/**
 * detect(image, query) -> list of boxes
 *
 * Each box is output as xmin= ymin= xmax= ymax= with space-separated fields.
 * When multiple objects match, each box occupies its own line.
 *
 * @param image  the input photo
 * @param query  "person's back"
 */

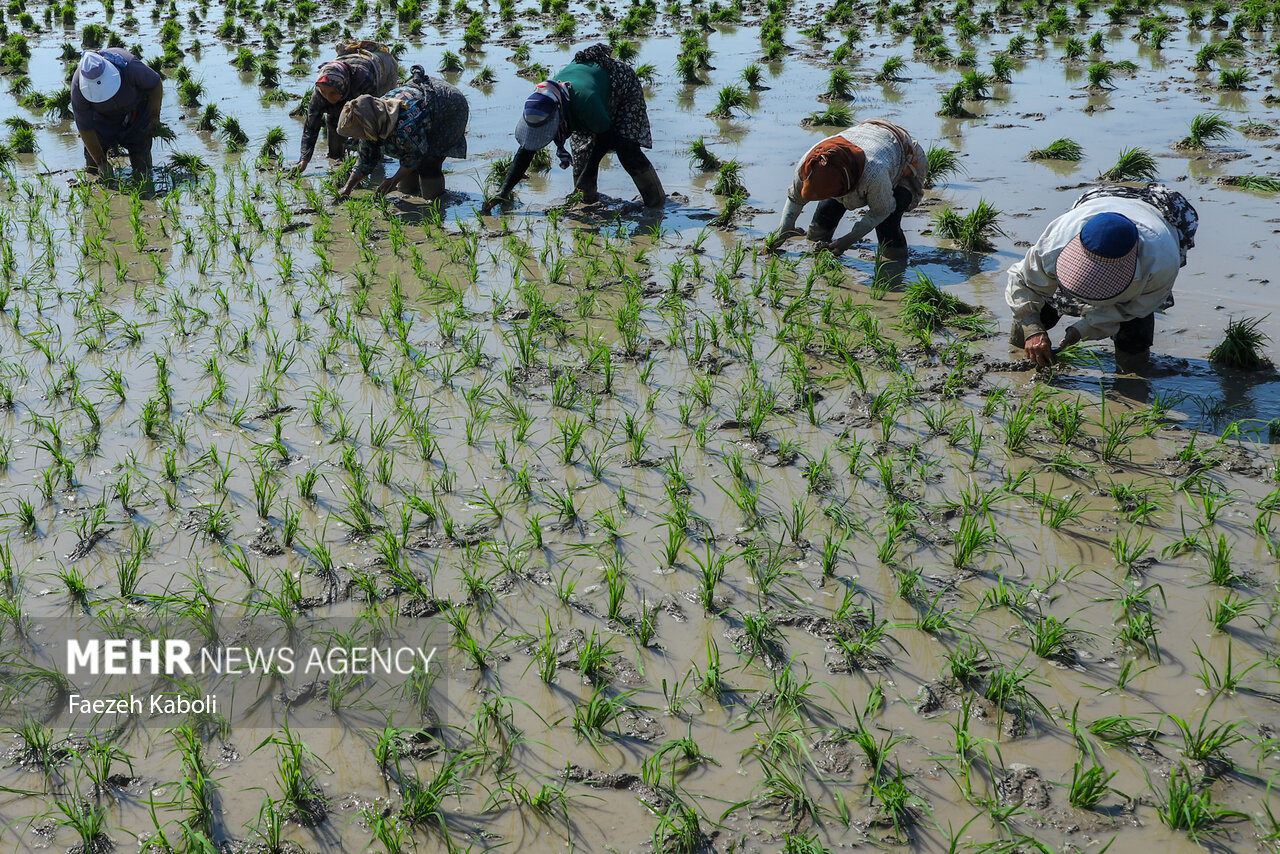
xmin=71 ymin=49 xmax=158 ymax=130
xmin=554 ymin=62 xmax=611 ymax=135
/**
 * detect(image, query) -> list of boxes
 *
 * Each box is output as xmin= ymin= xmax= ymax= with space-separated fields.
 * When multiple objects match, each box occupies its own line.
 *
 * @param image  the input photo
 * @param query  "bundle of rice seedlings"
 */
xmin=1178 ymin=113 xmax=1234 ymax=148
xmin=1028 ymin=138 xmax=1084 ymax=160
xmin=712 ymin=160 xmax=744 ymax=196
xmin=804 ymin=104 xmax=854 ymax=127
xmin=708 ymin=85 xmax=749 ymax=118
xmin=923 ymin=146 xmax=962 ymax=187
xmin=899 ymin=271 xmax=977 ymax=331
xmin=875 ymin=56 xmax=907 ymax=82
xmin=1098 ymin=147 xmax=1157 ymax=181
xmin=1219 ymin=175 xmax=1280 ymax=192
xmin=937 ymin=83 xmax=973 ymax=118
xmin=1209 ymin=316 xmax=1273 ymax=370
xmin=931 ymin=199 xmax=1005 ymax=251
xmin=687 ymin=138 xmax=721 ymax=171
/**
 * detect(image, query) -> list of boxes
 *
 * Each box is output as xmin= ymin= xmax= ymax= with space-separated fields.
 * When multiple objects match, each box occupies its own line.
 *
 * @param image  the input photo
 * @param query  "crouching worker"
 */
xmin=71 ymin=49 xmax=163 ymax=180
xmin=335 ymin=76 xmax=469 ymax=203
xmin=482 ymin=43 xmax=664 ymax=212
xmin=1006 ymin=184 xmax=1198 ymax=372
xmin=292 ymin=40 xmax=401 ymax=174
xmin=773 ymin=118 xmax=928 ymax=256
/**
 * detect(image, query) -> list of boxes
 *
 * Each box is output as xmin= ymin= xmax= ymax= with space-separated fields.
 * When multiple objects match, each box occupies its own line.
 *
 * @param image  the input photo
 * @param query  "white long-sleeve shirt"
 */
xmin=1005 ymin=197 xmax=1182 ymax=342
xmin=777 ymin=124 xmax=923 ymax=241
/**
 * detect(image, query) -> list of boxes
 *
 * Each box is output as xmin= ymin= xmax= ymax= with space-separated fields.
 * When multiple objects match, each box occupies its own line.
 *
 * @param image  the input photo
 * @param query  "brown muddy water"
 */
xmin=1 ymin=0 xmax=1279 ymax=852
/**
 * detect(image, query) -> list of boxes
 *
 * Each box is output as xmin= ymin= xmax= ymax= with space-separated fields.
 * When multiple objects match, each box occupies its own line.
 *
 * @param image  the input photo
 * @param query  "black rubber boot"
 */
xmin=418 ymin=174 xmax=446 ymax=203
xmin=631 ymin=166 xmax=666 ymax=208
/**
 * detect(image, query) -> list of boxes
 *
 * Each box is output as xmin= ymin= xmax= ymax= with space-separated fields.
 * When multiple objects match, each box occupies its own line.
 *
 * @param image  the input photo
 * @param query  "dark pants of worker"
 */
xmin=809 ymin=186 xmax=912 ymax=249
xmin=84 ymin=121 xmax=154 ymax=177
xmin=325 ymin=108 xmax=348 ymax=159
xmin=571 ymin=130 xmax=653 ymax=199
xmin=1016 ymin=304 xmax=1155 ymax=353
xmin=397 ymin=156 xmax=446 ymax=196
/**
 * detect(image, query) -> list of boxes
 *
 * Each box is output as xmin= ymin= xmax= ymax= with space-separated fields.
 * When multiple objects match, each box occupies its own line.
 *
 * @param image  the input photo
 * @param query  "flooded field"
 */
xmin=1 ymin=0 xmax=1279 ymax=851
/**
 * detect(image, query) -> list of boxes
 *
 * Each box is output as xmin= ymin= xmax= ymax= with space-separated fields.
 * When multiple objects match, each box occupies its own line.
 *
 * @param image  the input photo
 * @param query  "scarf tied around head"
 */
xmin=338 ymin=95 xmax=402 ymax=141
xmin=798 ymin=137 xmax=866 ymax=202
xmin=316 ymin=61 xmax=350 ymax=94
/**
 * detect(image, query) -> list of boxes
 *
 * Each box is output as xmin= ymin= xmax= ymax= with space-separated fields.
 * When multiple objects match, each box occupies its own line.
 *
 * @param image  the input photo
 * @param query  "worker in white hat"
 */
xmin=71 ymin=49 xmax=164 ymax=180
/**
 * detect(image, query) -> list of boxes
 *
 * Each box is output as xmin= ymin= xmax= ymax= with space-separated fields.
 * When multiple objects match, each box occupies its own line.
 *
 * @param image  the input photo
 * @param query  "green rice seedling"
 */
xmin=1111 ymin=528 xmax=1153 ymax=573
xmin=1067 ymin=759 xmax=1117 ymax=809
xmin=708 ymin=85 xmax=749 ymax=118
xmin=1168 ymin=702 xmax=1243 ymax=762
xmin=1023 ymin=614 xmax=1088 ymax=661
xmin=676 ymin=53 xmax=704 ymax=85
xmin=1203 ymin=533 xmax=1238 ymax=586
xmin=1192 ymin=639 xmax=1258 ymax=694
xmin=1207 ymin=593 xmax=1261 ymax=632
xmin=1099 ymin=146 xmax=1158 ymax=181
xmin=952 ymin=513 xmax=997 ymax=568
xmin=937 ymin=83 xmax=971 ymax=118
xmin=960 ymin=69 xmax=991 ymax=99
xmin=1193 ymin=39 xmax=1246 ymax=71
xmin=572 ymin=686 xmax=633 ymax=745
xmin=876 ymin=56 xmax=908 ymax=83
xmin=991 ymin=53 xmax=1015 ymax=83
xmin=1180 ymin=113 xmax=1234 ymax=148
xmin=400 ymin=751 xmax=466 ymax=830
xmin=923 ymin=146 xmax=961 ymax=188
xmin=1208 ymin=316 xmax=1272 ymax=370
xmin=55 ymin=798 xmax=110 ymax=853
xmin=824 ymin=67 xmax=856 ymax=100
xmin=1062 ymin=36 xmax=1086 ymax=60
xmin=931 ymin=199 xmax=1005 ymax=251
xmin=687 ymin=137 xmax=721 ymax=171
xmin=712 ymin=159 xmax=744 ymax=195
xmin=1158 ymin=764 xmax=1245 ymax=836
xmin=1086 ymin=61 xmax=1116 ymax=89
xmin=741 ymin=63 xmax=767 ymax=90
xmin=1028 ymin=138 xmax=1084 ymax=160
xmin=438 ymin=51 xmax=464 ymax=73
xmin=806 ymin=104 xmax=854 ymax=126
xmin=898 ymin=271 xmax=974 ymax=331
xmin=1222 ymin=175 xmax=1280 ymax=192
xmin=1218 ymin=67 xmax=1249 ymax=89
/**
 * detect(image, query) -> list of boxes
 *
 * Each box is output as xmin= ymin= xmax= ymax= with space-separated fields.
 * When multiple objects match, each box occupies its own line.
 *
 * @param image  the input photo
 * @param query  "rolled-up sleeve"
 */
xmin=1005 ymin=240 xmax=1062 ymax=339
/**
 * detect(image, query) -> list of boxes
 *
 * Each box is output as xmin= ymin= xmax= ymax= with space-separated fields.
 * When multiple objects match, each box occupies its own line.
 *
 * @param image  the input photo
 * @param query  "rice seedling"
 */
xmin=712 ymin=160 xmax=745 ymax=196
xmin=1208 ymin=316 xmax=1272 ymax=370
xmin=1086 ymin=61 xmax=1117 ymax=89
xmin=824 ymin=67 xmax=856 ymax=100
xmin=708 ymin=85 xmax=749 ymax=118
xmin=1218 ymin=67 xmax=1249 ymax=89
xmin=1158 ymin=765 xmax=1245 ymax=836
xmin=931 ymin=199 xmax=1006 ymax=251
xmin=1028 ymin=138 xmax=1084 ymax=161
xmin=805 ymin=104 xmax=854 ymax=127
xmin=876 ymin=56 xmax=908 ymax=82
xmin=687 ymin=137 xmax=721 ymax=171
xmin=1180 ymin=113 xmax=1235 ymax=149
xmin=1193 ymin=39 xmax=1246 ymax=71
xmin=937 ymin=83 xmax=972 ymax=118
xmin=1098 ymin=147 xmax=1158 ymax=181
xmin=1221 ymin=175 xmax=1280 ymax=192
xmin=1067 ymin=759 xmax=1117 ymax=809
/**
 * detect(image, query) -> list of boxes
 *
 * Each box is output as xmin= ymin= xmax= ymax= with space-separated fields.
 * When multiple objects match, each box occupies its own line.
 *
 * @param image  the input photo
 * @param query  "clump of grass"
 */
xmin=899 ymin=272 xmax=976 ymax=331
xmin=924 ymin=146 xmax=961 ymax=187
xmin=804 ymin=104 xmax=854 ymax=127
xmin=1099 ymin=146 xmax=1157 ymax=181
xmin=1208 ymin=316 xmax=1273 ymax=371
xmin=438 ymin=51 xmax=464 ymax=72
xmin=712 ymin=159 xmax=745 ymax=195
xmin=220 ymin=115 xmax=249 ymax=151
xmin=687 ymin=137 xmax=721 ymax=171
xmin=991 ymin=53 xmax=1014 ymax=83
xmin=168 ymin=152 xmax=208 ymax=174
xmin=875 ymin=55 xmax=908 ymax=82
xmin=1192 ymin=39 xmax=1245 ymax=71
xmin=931 ymin=199 xmax=1005 ymax=251
xmin=1087 ymin=61 xmax=1116 ymax=89
xmin=741 ymin=63 xmax=767 ymax=90
xmin=1218 ymin=67 xmax=1249 ymax=90
xmin=1028 ymin=138 xmax=1084 ymax=161
xmin=1179 ymin=113 xmax=1234 ymax=148
xmin=937 ymin=83 xmax=973 ymax=118
xmin=1220 ymin=174 xmax=1280 ymax=193
xmin=708 ymin=85 xmax=749 ymax=118
xmin=824 ymin=67 xmax=856 ymax=99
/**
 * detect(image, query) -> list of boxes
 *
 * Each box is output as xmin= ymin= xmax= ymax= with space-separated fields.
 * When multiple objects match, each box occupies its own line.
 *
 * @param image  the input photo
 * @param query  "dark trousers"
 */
xmin=1031 ymin=304 xmax=1155 ymax=353
xmin=810 ymin=185 xmax=912 ymax=249
xmin=572 ymin=130 xmax=654 ymax=195
xmin=325 ymin=107 xmax=347 ymax=159
xmin=398 ymin=156 xmax=446 ymax=195
xmin=84 ymin=119 xmax=154 ymax=176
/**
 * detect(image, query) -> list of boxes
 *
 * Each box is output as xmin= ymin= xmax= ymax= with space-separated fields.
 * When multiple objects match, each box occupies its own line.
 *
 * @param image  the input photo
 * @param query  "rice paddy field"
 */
xmin=1 ymin=0 xmax=1280 ymax=851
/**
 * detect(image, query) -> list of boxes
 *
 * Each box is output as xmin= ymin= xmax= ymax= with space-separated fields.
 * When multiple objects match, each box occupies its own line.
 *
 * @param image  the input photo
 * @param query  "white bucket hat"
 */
xmin=78 ymin=52 xmax=122 ymax=104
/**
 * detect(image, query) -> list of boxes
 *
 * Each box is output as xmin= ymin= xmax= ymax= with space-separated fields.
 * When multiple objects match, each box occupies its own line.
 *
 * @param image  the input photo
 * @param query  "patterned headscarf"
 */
xmin=337 ymin=95 xmax=401 ymax=141
xmin=316 ymin=61 xmax=350 ymax=95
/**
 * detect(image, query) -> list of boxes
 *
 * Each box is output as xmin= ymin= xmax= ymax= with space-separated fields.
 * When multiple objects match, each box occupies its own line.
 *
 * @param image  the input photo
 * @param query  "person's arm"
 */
xmin=378 ymin=163 xmax=411 ymax=195
xmin=145 ymin=84 xmax=163 ymax=132
xmin=294 ymin=90 xmax=328 ymax=171
xmin=827 ymin=172 xmax=894 ymax=253
xmin=481 ymin=146 xmax=536 ymax=212
xmin=337 ymin=140 xmax=378 ymax=198
xmin=775 ymin=169 xmax=808 ymax=237
xmin=78 ymin=128 xmax=113 ymax=178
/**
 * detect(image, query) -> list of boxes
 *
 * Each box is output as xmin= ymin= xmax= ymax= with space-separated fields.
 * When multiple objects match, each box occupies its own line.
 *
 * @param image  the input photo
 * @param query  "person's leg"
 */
xmin=807 ymin=199 xmax=847 ymax=243
xmin=615 ymin=138 xmax=665 ymax=207
xmin=326 ymin=106 xmax=346 ymax=159
xmin=1009 ymin=305 xmax=1061 ymax=347
xmin=874 ymin=186 xmax=913 ymax=251
xmin=83 ymin=146 xmax=100 ymax=174
xmin=416 ymin=156 xmax=446 ymax=202
xmin=1112 ymin=312 xmax=1154 ymax=371
xmin=572 ymin=135 xmax=608 ymax=203
xmin=126 ymin=135 xmax=153 ymax=179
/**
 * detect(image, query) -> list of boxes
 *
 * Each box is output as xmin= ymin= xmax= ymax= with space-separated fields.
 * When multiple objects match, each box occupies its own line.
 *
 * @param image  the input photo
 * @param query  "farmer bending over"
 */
xmin=774 ymin=118 xmax=928 ymax=256
xmin=293 ymin=40 xmax=402 ymax=174
xmin=482 ymin=43 xmax=665 ymax=212
xmin=1006 ymin=184 xmax=1198 ymax=372
xmin=335 ymin=75 xmax=469 ymax=202
xmin=71 ymin=49 xmax=163 ymax=180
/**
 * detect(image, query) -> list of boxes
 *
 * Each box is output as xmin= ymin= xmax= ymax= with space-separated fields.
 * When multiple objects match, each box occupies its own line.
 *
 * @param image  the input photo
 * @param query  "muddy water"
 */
xmin=1 ymin=1 xmax=1279 ymax=853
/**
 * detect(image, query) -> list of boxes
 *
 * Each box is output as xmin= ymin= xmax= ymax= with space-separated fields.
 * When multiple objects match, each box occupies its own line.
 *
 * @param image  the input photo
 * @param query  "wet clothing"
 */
xmin=70 ymin=49 xmax=160 ymax=144
xmin=350 ymin=78 xmax=469 ymax=180
xmin=810 ymin=186 xmax=914 ymax=250
xmin=779 ymin=119 xmax=928 ymax=243
xmin=299 ymin=42 xmax=399 ymax=161
xmin=494 ymin=43 xmax=653 ymax=201
xmin=1006 ymin=188 xmax=1195 ymax=344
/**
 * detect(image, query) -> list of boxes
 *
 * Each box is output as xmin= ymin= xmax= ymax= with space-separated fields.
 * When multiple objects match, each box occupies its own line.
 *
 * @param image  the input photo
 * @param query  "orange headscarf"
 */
xmin=799 ymin=137 xmax=866 ymax=202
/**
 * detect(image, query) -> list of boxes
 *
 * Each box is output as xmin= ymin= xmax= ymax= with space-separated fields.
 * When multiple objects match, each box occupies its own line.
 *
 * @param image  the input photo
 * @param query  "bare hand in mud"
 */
xmin=376 ymin=177 xmax=397 ymax=196
xmin=1024 ymin=332 xmax=1054 ymax=367
xmin=817 ymin=234 xmax=857 ymax=256
xmin=288 ymin=159 xmax=309 ymax=176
